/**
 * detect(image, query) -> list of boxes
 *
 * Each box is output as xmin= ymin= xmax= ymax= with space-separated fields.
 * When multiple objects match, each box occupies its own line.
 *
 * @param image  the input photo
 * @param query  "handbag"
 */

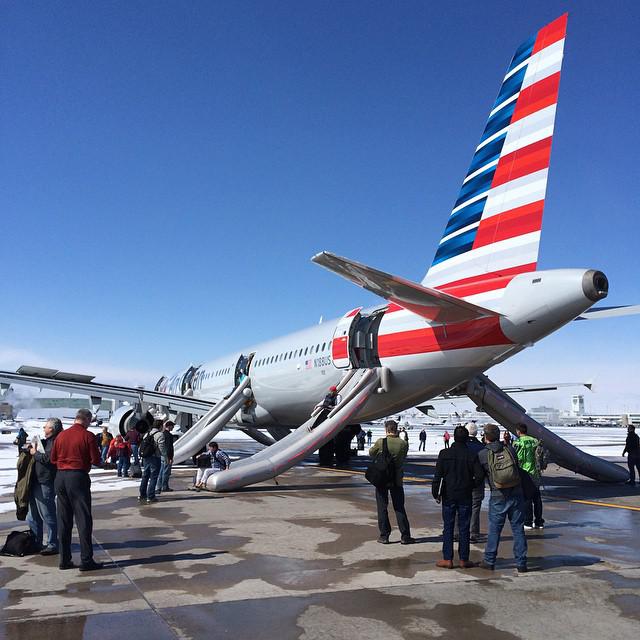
xmin=365 ymin=439 xmax=396 ymax=489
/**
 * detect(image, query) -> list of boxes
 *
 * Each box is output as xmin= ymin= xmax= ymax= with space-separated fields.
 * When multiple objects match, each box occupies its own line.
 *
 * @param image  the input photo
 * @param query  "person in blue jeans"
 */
xmin=156 ymin=421 xmax=175 ymax=494
xmin=432 ymin=425 xmax=485 ymax=569
xmin=138 ymin=420 xmax=166 ymax=504
xmin=27 ymin=417 xmax=64 ymax=555
xmin=477 ymin=423 xmax=528 ymax=573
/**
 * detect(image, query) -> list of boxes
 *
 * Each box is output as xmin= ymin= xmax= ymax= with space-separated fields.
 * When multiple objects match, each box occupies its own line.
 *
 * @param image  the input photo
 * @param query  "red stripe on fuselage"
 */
xmin=511 ymin=72 xmax=560 ymax=123
xmin=491 ymin=138 xmax=552 ymax=189
xmin=473 ymin=200 xmax=544 ymax=249
xmin=378 ymin=317 xmax=512 ymax=358
xmin=435 ymin=263 xmax=536 ymax=298
xmin=532 ymin=14 xmax=567 ymax=55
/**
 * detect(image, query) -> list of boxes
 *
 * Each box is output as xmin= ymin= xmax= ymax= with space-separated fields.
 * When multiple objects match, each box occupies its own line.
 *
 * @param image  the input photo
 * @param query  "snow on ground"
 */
xmin=0 ymin=419 xmax=628 ymax=515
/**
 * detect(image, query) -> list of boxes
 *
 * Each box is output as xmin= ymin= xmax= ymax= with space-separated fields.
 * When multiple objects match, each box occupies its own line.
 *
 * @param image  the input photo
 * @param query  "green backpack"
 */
xmin=488 ymin=447 xmax=521 ymax=489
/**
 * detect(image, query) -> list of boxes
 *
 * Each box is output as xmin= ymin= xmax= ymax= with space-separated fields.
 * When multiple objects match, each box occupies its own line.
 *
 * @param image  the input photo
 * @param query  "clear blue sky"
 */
xmin=2 ymin=1 xmax=638 ymax=411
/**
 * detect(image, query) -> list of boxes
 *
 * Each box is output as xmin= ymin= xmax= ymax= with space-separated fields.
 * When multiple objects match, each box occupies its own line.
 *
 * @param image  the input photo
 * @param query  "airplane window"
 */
xmin=316 ymin=344 xmax=320 ymax=353
xmin=304 ymin=347 xmax=308 ymax=355
xmin=322 ymin=342 xmax=326 ymax=351
xmin=289 ymin=351 xmax=293 ymax=359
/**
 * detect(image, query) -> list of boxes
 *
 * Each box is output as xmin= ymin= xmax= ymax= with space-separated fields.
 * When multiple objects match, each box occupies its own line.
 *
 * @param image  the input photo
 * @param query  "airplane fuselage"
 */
xmin=158 ymin=268 xmax=607 ymax=428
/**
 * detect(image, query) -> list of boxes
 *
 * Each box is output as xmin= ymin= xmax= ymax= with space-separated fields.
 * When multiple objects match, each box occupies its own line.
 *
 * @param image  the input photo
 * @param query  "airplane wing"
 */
xmin=312 ymin=251 xmax=502 ymax=323
xmin=574 ymin=305 xmax=640 ymax=320
xmin=0 ymin=366 xmax=215 ymax=415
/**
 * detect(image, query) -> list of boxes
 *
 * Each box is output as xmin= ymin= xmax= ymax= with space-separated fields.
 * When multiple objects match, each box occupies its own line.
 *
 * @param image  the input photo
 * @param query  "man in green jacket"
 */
xmin=514 ymin=424 xmax=544 ymax=530
xmin=369 ymin=420 xmax=414 ymax=545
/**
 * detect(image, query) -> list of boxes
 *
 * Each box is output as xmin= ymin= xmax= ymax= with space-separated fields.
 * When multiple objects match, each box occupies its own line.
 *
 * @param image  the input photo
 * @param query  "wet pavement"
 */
xmin=1 ymin=452 xmax=639 ymax=639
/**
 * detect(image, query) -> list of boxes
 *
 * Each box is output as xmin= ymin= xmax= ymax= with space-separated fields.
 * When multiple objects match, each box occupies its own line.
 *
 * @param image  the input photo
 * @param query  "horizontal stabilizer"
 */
xmin=575 ymin=305 xmax=640 ymax=321
xmin=437 ymin=380 xmax=592 ymax=399
xmin=312 ymin=251 xmax=502 ymax=323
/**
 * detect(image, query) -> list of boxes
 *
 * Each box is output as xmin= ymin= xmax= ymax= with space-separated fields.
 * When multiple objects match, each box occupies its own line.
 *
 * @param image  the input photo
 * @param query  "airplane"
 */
xmin=1 ymin=14 xmax=636 ymax=489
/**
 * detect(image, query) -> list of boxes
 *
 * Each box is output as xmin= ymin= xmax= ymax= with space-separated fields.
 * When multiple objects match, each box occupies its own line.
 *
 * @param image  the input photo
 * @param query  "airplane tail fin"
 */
xmin=422 ymin=14 xmax=567 ymax=310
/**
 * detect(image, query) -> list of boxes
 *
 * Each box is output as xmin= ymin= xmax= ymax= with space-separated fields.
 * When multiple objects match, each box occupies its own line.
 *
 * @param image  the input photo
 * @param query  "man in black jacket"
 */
xmin=156 ymin=421 xmax=176 ymax=494
xmin=622 ymin=425 xmax=640 ymax=486
xmin=27 ymin=418 xmax=63 ymax=555
xmin=432 ymin=426 xmax=484 ymax=569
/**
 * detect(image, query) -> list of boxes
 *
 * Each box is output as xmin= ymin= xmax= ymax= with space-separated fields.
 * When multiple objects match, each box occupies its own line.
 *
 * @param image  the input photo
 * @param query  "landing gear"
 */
xmin=318 ymin=424 xmax=361 ymax=466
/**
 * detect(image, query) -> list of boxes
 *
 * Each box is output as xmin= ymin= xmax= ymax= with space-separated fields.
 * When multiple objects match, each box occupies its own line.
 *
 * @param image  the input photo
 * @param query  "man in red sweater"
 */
xmin=50 ymin=408 xmax=103 ymax=571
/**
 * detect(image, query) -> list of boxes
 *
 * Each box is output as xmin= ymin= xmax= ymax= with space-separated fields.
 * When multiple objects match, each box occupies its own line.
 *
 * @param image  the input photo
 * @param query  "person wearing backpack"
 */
xmin=432 ymin=426 xmax=485 ymax=569
xmin=477 ymin=423 xmax=528 ymax=573
xmin=514 ymin=423 xmax=544 ymax=530
xmin=138 ymin=420 xmax=166 ymax=504
xmin=368 ymin=420 xmax=414 ymax=545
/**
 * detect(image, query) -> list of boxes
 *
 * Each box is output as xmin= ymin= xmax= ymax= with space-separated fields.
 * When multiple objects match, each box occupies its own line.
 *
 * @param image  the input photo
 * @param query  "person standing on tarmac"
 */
xmin=443 ymin=430 xmax=451 ymax=448
xmin=432 ymin=426 xmax=484 ymax=569
xmin=138 ymin=419 xmax=166 ymax=504
xmin=125 ymin=424 xmax=141 ymax=466
xmin=50 ymin=409 xmax=103 ymax=571
xmin=369 ymin=420 xmax=414 ymax=545
xmin=514 ymin=424 xmax=544 ymax=530
xmin=156 ymin=421 xmax=176 ymax=494
xmin=477 ymin=423 xmax=528 ymax=573
xmin=418 ymin=429 xmax=427 ymax=452
xmin=27 ymin=417 xmax=63 ymax=555
xmin=622 ymin=424 xmax=640 ymax=486
xmin=465 ymin=423 xmax=486 ymax=542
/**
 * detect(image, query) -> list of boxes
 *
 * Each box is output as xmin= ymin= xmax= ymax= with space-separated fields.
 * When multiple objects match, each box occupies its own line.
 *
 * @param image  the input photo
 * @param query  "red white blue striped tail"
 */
xmin=422 ymin=14 xmax=567 ymax=310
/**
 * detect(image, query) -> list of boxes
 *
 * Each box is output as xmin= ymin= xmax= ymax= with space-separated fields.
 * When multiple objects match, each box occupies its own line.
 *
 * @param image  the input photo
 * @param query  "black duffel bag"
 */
xmin=365 ymin=438 xmax=396 ymax=489
xmin=1 ymin=530 xmax=39 ymax=557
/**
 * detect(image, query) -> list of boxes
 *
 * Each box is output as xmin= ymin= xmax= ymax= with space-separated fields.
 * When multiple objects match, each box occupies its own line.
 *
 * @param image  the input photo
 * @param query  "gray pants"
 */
xmin=470 ymin=486 xmax=485 ymax=537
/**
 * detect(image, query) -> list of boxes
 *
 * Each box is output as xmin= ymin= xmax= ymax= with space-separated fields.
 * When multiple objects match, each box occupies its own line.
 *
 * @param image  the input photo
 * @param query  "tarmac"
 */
xmin=1 ymin=450 xmax=639 ymax=640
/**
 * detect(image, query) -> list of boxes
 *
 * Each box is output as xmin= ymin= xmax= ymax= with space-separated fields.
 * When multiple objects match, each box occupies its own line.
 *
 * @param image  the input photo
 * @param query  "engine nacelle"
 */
xmin=109 ymin=405 xmax=136 ymax=437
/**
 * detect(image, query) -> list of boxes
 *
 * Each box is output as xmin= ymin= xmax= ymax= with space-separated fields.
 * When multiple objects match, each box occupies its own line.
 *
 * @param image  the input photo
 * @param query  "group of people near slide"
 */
xmin=12 ymin=400 xmax=639 ymax=574
xmin=369 ymin=419 xmax=551 ymax=573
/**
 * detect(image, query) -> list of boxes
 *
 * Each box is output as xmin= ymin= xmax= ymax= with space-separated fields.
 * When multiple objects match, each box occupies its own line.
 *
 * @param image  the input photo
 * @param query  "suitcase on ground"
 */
xmin=128 ymin=464 xmax=142 ymax=478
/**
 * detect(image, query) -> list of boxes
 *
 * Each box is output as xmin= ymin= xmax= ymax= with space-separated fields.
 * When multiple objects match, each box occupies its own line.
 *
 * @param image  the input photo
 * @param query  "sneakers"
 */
xmin=534 ymin=523 xmax=545 ymax=530
xmin=524 ymin=525 xmax=534 ymax=530
xmin=79 ymin=560 xmax=104 ymax=572
xmin=479 ymin=561 xmax=495 ymax=571
xmin=377 ymin=536 xmax=390 ymax=544
xmin=40 ymin=546 xmax=58 ymax=556
xmin=146 ymin=497 xmax=158 ymax=504
xmin=516 ymin=565 xmax=528 ymax=574
xmin=400 ymin=537 xmax=416 ymax=545
xmin=459 ymin=559 xmax=476 ymax=569
xmin=436 ymin=559 xmax=454 ymax=569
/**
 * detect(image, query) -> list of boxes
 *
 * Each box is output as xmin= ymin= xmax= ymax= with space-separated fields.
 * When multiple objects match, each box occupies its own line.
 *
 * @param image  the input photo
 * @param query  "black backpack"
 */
xmin=140 ymin=432 xmax=157 ymax=459
xmin=365 ymin=438 xmax=396 ymax=489
xmin=1 ymin=530 xmax=38 ymax=557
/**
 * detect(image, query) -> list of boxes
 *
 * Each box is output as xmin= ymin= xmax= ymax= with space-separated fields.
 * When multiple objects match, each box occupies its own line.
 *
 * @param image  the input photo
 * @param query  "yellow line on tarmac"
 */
xmin=322 ymin=466 xmax=431 ymax=484
xmin=569 ymin=499 xmax=640 ymax=513
xmin=323 ymin=467 xmax=640 ymax=512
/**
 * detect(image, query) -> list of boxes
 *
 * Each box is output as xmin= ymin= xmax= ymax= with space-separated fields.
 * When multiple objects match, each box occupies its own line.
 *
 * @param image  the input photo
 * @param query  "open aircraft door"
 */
xmin=331 ymin=307 xmax=362 ymax=368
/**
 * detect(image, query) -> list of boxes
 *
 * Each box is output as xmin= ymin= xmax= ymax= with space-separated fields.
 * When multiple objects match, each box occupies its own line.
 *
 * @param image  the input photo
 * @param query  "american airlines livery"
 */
xmin=2 ymin=15 xmax=636 ymax=489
